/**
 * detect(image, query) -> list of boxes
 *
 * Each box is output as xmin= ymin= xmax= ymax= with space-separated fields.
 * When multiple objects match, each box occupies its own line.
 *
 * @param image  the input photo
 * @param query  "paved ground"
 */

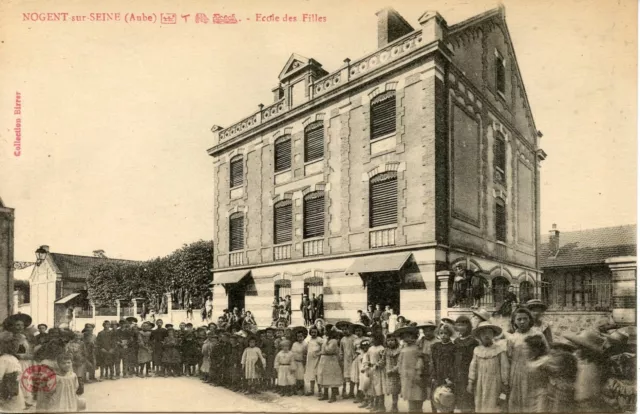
xmin=82 ymin=376 xmax=429 ymax=412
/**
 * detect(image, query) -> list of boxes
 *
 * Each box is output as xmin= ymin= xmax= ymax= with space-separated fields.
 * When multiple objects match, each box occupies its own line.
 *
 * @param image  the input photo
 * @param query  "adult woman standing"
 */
xmin=316 ymin=328 xmax=343 ymax=402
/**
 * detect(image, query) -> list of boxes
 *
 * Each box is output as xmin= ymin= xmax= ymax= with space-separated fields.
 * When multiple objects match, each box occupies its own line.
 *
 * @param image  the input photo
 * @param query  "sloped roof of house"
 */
xmin=48 ymin=253 xmax=138 ymax=281
xmin=539 ymin=224 xmax=637 ymax=268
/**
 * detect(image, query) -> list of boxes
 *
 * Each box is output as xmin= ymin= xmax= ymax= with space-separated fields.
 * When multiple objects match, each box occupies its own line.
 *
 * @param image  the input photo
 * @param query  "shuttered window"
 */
xmin=496 ymin=53 xmax=506 ymax=94
xmin=274 ymin=136 xmax=292 ymax=172
xmin=274 ymin=200 xmax=293 ymax=244
xmin=230 ymin=155 xmax=243 ymax=188
xmin=229 ymin=213 xmax=244 ymax=251
xmin=370 ymin=91 xmax=396 ymax=140
xmin=304 ymin=122 xmax=324 ymax=162
xmin=369 ymin=171 xmax=398 ymax=228
xmin=303 ymin=192 xmax=325 ymax=238
xmin=495 ymin=201 xmax=506 ymax=242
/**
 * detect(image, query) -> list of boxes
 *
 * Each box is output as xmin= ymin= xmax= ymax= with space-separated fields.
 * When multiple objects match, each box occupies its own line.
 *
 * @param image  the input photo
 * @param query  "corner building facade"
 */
xmin=208 ymin=7 xmax=546 ymax=326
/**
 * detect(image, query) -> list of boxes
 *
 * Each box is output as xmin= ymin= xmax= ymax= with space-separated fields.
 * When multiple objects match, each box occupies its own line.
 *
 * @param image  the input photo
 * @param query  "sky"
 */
xmin=0 ymin=0 xmax=637 ymax=262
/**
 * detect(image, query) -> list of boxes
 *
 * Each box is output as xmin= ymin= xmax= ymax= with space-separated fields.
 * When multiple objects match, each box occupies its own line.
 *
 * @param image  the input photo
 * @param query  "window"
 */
xmin=494 ymin=132 xmax=506 ymax=184
xmin=495 ymin=52 xmax=506 ymax=95
xmin=230 ymin=155 xmax=243 ymax=188
xmin=304 ymin=121 xmax=324 ymax=162
xmin=369 ymin=171 xmax=398 ymax=228
xmin=274 ymin=135 xmax=292 ymax=172
xmin=274 ymin=200 xmax=293 ymax=244
xmin=519 ymin=281 xmax=534 ymax=303
xmin=229 ymin=212 xmax=244 ymax=251
xmin=495 ymin=200 xmax=506 ymax=242
xmin=370 ymin=91 xmax=396 ymax=140
xmin=303 ymin=192 xmax=325 ymax=238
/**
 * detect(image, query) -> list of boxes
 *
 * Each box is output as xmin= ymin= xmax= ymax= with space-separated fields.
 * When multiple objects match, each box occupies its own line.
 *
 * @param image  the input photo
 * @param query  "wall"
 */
xmin=213 ymin=58 xmax=445 ymax=271
xmin=0 ymin=205 xmax=14 ymax=321
xmin=30 ymin=259 xmax=59 ymax=328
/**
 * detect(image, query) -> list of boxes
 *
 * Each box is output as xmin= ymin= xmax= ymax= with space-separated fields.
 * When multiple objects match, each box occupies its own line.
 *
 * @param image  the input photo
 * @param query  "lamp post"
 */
xmin=35 ymin=246 xmax=48 ymax=266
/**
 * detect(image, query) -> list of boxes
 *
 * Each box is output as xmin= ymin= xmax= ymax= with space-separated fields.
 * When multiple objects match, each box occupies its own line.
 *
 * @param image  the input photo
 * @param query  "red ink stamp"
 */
xmin=21 ymin=365 xmax=57 ymax=393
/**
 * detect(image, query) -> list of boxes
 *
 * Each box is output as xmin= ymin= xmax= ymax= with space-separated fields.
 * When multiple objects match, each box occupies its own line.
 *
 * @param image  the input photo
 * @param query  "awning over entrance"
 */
xmin=55 ymin=293 xmax=81 ymax=304
xmin=213 ymin=270 xmax=251 ymax=285
xmin=345 ymin=252 xmax=412 ymax=274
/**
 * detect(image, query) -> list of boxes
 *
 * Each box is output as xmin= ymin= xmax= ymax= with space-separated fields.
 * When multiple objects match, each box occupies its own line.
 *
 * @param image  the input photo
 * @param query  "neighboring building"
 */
xmin=208 ymin=6 xmax=545 ymax=325
xmin=539 ymin=224 xmax=637 ymax=332
xmin=0 ymin=198 xmax=15 ymax=321
xmin=28 ymin=246 xmax=136 ymax=328
xmin=13 ymin=264 xmax=34 ymax=317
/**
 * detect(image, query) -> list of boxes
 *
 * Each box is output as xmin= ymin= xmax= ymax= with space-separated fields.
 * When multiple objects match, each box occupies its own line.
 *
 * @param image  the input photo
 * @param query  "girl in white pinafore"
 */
xmin=274 ymin=340 xmax=296 ymax=395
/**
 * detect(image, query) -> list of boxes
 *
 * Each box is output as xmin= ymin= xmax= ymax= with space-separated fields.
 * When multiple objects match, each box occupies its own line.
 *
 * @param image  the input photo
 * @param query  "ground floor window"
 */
xmin=542 ymin=271 xmax=611 ymax=311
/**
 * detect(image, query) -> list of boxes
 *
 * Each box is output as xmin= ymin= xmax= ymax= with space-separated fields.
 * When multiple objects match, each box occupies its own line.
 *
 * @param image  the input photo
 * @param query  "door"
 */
xmin=366 ymin=272 xmax=400 ymax=314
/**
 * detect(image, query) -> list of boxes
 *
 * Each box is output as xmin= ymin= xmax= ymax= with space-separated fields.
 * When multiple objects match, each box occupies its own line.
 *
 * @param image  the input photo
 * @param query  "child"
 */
xmin=384 ymin=334 xmax=401 ymax=413
xmin=507 ymin=307 xmax=548 ymax=413
xmin=366 ymin=333 xmax=386 ymax=412
xmin=304 ymin=326 xmax=323 ymax=396
xmin=350 ymin=323 xmax=367 ymax=402
xmin=36 ymin=352 xmax=84 ymax=412
xmin=316 ymin=328 xmax=343 ymax=403
xmin=452 ymin=316 xmax=478 ymax=412
xmin=541 ymin=343 xmax=578 ymax=412
xmin=525 ymin=335 xmax=550 ymax=412
xmin=261 ymin=328 xmax=277 ymax=390
xmin=200 ymin=330 xmax=215 ymax=382
xmin=431 ymin=324 xmax=455 ymax=409
xmin=208 ymin=334 xmax=222 ymax=385
xmin=274 ymin=339 xmax=296 ymax=396
xmin=241 ymin=336 xmax=266 ymax=394
xmin=526 ymin=299 xmax=553 ymax=345
xmin=467 ymin=321 xmax=509 ymax=413
xmin=181 ymin=331 xmax=200 ymax=377
xmin=96 ymin=321 xmax=115 ymax=380
xmin=137 ymin=322 xmax=153 ymax=377
xmin=81 ymin=325 xmax=96 ymax=383
xmin=229 ymin=335 xmax=243 ymax=391
xmin=0 ymin=332 xmax=24 ymax=412
xmin=339 ymin=322 xmax=356 ymax=399
xmin=396 ymin=326 xmax=424 ymax=413
xmin=357 ymin=339 xmax=372 ymax=409
xmin=162 ymin=328 xmax=182 ymax=377
xmin=65 ymin=332 xmax=87 ymax=395
xmin=564 ymin=329 xmax=608 ymax=413
xmin=291 ymin=327 xmax=308 ymax=396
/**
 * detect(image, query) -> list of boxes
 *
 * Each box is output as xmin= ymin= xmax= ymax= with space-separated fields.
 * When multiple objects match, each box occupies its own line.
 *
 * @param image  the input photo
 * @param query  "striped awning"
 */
xmin=213 ymin=270 xmax=251 ymax=285
xmin=345 ymin=252 xmax=412 ymax=274
xmin=55 ymin=293 xmax=81 ymax=304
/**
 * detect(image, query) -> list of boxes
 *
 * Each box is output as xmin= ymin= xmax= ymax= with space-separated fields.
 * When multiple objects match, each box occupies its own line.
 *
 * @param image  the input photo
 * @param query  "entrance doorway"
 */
xmin=227 ymin=284 xmax=245 ymax=312
xmin=366 ymin=272 xmax=401 ymax=314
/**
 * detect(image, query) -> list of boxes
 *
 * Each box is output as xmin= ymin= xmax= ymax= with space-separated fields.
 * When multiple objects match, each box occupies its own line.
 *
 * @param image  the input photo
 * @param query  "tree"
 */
xmin=87 ymin=262 xmax=130 ymax=306
xmin=167 ymin=240 xmax=213 ymax=308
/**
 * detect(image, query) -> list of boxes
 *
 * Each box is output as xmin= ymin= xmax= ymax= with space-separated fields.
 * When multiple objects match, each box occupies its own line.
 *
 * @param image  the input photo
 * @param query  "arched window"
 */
xmin=369 ymin=171 xmax=398 ymax=228
xmin=519 ymin=280 xmax=534 ymax=303
xmin=274 ymin=135 xmax=292 ymax=172
xmin=230 ymin=155 xmax=244 ymax=188
xmin=370 ymin=91 xmax=396 ymax=140
xmin=274 ymin=200 xmax=293 ymax=244
xmin=303 ymin=192 xmax=325 ymax=238
xmin=304 ymin=121 xmax=324 ymax=162
xmin=229 ymin=212 xmax=244 ymax=251
xmin=492 ymin=276 xmax=510 ymax=306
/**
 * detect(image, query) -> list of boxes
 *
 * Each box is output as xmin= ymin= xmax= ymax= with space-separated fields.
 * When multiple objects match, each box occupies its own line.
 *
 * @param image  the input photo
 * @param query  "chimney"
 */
xmin=418 ymin=11 xmax=448 ymax=43
xmin=93 ymin=250 xmax=107 ymax=258
xmin=548 ymin=224 xmax=560 ymax=257
xmin=375 ymin=7 xmax=414 ymax=48
xmin=40 ymin=245 xmax=50 ymax=253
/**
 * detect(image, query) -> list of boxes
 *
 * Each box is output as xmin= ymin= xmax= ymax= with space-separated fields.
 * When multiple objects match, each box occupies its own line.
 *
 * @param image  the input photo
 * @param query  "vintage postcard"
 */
xmin=0 ymin=0 xmax=637 ymax=412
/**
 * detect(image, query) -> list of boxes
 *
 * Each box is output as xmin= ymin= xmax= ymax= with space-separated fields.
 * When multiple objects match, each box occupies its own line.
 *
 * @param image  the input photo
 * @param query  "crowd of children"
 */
xmin=0 ymin=298 xmax=636 ymax=413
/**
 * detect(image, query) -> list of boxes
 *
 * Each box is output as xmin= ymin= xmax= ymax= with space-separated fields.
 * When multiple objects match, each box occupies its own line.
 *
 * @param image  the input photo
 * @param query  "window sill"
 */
xmin=275 ymin=168 xmax=292 ymax=176
xmin=304 ymin=158 xmax=323 ymax=166
xmin=495 ymin=240 xmax=507 ymax=246
xmin=496 ymin=90 xmax=507 ymax=102
xmin=370 ymin=224 xmax=398 ymax=231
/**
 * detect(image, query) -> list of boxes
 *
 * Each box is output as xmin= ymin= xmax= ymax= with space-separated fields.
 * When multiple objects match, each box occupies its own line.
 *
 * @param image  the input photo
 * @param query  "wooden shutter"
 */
xmin=229 ymin=213 xmax=244 ymax=251
xmin=275 ymin=136 xmax=292 ymax=172
xmin=369 ymin=172 xmax=397 ymax=228
xmin=274 ymin=200 xmax=293 ymax=244
xmin=371 ymin=92 xmax=396 ymax=139
xmin=495 ymin=201 xmax=506 ymax=242
xmin=494 ymin=134 xmax=506 ymax=172
xmin=304 ymin=122 xmax=324 ymax=162
xmin=303 ymin=192 xmax=325 ymax=238
xmin=230 ymin=156 xmax=243 ymax=188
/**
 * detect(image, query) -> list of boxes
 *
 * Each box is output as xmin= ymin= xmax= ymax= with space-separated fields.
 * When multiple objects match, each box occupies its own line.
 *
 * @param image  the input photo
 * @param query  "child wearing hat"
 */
xmin=96 ymin=320 xmax=116 ymax=380
xmin=81 ymin=325 xmax=96 ymax=383
xmin=365 ymin=333 xmax=386 ymax=412
xmin=349 ymin=323 xmax=368 ymax=401
xmin=526 ymin=299 xmax=553 ymax=345
xmin=383 ymin=334 xmax=402 ymax=412
xmin=241 ymin=335 xmax=266 ymax=394
xmin=466 ymin=321 xmax=509 ymax=413
xmin=357 ymin=339 xmax=372 ymax=409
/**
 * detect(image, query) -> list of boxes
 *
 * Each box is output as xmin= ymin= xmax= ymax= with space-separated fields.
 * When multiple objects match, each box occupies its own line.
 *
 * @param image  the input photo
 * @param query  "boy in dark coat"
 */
xmin=452 ymin=316 xmax=478 ymax=412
